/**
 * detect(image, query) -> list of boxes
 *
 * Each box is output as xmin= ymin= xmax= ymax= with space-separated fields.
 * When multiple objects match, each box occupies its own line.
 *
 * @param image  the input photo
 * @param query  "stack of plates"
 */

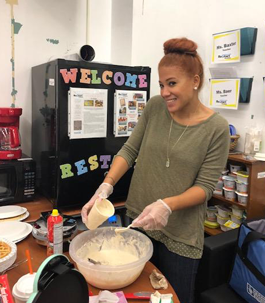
xmin=0 ymin=205 xmax=29 ymax=222
xmin=254 ymin=153 xmax=265 ymax=161
xmin=0 ymin=221 xmax=33 ymax=243
xmin=0 ymin=238 xmax=17 ymax=272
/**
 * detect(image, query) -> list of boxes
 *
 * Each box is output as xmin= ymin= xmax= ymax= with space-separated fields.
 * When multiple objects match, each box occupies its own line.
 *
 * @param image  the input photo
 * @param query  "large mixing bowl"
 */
xmin=69 ymin=227 xmax=153 ymax=289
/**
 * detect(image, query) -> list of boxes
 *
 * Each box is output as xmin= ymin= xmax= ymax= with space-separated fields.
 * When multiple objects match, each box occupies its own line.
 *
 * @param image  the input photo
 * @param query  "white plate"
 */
xmin=0 ymin=211 xmax=29 ymax=222
xmin=0 ymin=222 xmax=33 ymax=243
xmin=0 ymin=206 xmax=27 ymax=219
xmin=18 ymin=211 xmax=30 ymax=221
xmin=13 ymin=231 xmax=32 ymax=243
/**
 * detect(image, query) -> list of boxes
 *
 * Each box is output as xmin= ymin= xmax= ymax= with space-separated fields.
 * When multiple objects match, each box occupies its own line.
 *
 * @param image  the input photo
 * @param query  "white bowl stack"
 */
xmin=235 ymin=171 xmax=249 ymax=205
xmin=0 ymin=205 xmax=29 ymax=222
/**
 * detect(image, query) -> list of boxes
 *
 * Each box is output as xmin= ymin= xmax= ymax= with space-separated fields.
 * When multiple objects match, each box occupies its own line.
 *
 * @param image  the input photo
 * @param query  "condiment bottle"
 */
xmin=47 ymin=209 xmax=63 ymax=256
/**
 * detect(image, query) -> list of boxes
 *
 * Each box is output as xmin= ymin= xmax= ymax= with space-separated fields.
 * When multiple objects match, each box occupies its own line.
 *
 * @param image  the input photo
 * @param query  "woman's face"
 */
xmin=158 ymin=65 xmax=199 ymax=114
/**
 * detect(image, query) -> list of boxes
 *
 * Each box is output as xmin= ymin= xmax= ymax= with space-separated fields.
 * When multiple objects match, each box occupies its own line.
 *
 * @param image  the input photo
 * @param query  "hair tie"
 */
xmin=185 ymin=51 xmax=197 ymax=56
xmin=167 ymin=50 xmax=197 ymax=56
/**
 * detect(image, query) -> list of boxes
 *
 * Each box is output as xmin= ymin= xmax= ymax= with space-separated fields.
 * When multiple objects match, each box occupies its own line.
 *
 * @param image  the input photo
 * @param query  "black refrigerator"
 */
xmin=32 ymin=59 xmax=151 ymax=209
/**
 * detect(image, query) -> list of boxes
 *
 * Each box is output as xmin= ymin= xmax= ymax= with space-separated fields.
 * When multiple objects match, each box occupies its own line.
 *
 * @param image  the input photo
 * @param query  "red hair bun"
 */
xmin=164 ymin=38 xmax=197 ymax=55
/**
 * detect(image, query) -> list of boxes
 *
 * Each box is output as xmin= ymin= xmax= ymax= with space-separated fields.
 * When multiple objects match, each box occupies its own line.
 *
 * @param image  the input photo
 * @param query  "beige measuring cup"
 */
xmin=85 ymin=198 xmax=115 ymax=230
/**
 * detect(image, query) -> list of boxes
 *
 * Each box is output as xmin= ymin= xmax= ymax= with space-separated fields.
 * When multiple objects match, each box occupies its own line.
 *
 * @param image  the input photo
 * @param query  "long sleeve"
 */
xmin=116 ymin=98 xmax=151 ymax=166
xmin=194 ymin=115 xmax=230 ymax=202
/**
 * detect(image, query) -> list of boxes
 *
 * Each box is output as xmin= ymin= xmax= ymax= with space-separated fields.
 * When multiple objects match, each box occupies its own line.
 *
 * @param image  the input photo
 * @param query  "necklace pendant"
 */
xmin=166 ymin=159 xmax=170 ymax=168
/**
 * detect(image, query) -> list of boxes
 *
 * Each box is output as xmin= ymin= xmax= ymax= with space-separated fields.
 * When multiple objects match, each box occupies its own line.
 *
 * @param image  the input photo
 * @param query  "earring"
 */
xmin=194 ymin=87 xmax=198 ymax=90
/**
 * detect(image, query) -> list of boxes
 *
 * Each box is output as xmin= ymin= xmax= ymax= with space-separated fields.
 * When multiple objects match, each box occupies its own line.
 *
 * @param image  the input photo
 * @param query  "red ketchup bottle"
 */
xmin=47 ymin=209 xmax=63 ymax=256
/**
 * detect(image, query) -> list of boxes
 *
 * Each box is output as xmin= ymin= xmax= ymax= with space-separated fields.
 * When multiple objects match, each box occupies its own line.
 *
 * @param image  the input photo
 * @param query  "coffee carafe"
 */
xmin=0 ymin=108 xmax=22 ymax=160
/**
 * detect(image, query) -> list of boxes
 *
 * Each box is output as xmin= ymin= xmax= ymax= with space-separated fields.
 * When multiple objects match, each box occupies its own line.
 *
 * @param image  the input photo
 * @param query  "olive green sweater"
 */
xmin=117 ymin=95 xmax=230 ymax=250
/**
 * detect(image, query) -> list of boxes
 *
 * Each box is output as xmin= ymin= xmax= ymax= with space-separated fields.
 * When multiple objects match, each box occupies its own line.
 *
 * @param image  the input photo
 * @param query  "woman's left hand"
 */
xmin=132 ymin=199 xmax=172 ymax=230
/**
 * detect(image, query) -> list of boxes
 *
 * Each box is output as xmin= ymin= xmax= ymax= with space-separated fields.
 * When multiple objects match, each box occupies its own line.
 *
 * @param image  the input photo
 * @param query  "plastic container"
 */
xmin=216 ymin=214 xmax=229 ymax=225
xmin=229 ymin=164 xmax=243 ymax=174
xmin=235 ymin=181 xmax=248 ymax=194
xmin=236 ymin=171 xmax=249 ymax=183
xmin=47 ymin=209 xmax=63 ymax=256
xmin=12 ymin=273 xmax=36 ymax=303
xmin=215 ymin=179 xmax=224 ymax=190
xmin=222 ymin=176 xmax=236 ymax=190
xmin=231 ymin=206 xmax=244 ymax=218
xmin=236 ymin=191 xmax=248 ymax=205
xmin=216 ymin=205 xmax=230 ymax=217
xmin=206 ymin=206 xmax=218 ymax=222
xmin=231 ymin=214 xmax=243 ymax=225
xmin=204 ymin=220 xmax=219 ymax=229
xmin=223 ymin=187 xmax=236 ymax=201
xmin=69 ymin=227 xmax=153 ymax=289
xmin=244 ymin=126 xmax=262 ymax=156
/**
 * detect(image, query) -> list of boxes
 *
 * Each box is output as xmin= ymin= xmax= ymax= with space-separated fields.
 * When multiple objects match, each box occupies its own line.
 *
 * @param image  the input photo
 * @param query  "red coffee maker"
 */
xmin=0 ymin=107 xmax=22 ymax=160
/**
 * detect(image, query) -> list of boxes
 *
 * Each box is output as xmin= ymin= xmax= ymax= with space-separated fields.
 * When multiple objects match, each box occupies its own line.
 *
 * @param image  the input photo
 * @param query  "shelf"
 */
xmin=228 ymin=153 xmax=258 ymax=165
xmin=212 ymin=194 xmax=247 ymax=209
xmin=208 ymin=154 xmax=265 ymax=236
xmin=204 ymin=226 xmax=223 ymax=236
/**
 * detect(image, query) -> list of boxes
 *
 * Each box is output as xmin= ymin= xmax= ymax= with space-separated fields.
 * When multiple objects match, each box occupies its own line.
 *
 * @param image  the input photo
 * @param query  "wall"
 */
xmin=1 ymin=0 xmax=265 ymax=156
xmin=88 ymin=0 xmax=133 ymax=65
xmin=131 ymin=0 xmax=265 ymax=153
xmin=88 ymin=0 xmax=112 ymax=63
xmin=111 ymin=0 xmax=133 ymax=65
xmin=0 ymin=0 xmax=86 ymax=155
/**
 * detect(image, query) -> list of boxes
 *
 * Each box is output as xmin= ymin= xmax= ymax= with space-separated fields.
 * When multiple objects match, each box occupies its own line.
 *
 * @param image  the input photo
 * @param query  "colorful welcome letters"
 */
xmin=60 ymin=154 xmax=112 ymax=179
xmin=60 ymin=68 xmax=148 ymax=88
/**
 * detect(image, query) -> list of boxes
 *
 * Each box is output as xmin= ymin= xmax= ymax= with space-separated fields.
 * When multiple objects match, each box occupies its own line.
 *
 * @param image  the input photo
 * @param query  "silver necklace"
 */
xmin=166 ymin=119 xmax=189 ymax=168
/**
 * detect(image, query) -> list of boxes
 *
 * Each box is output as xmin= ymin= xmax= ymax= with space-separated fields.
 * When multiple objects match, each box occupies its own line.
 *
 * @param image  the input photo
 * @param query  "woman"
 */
xmin=81 ymin=37 xmax=230 ymax=303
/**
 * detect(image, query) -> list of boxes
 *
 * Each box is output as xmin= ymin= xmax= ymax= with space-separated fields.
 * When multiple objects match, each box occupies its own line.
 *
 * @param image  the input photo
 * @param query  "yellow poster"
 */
xmin=209 ymin=79 xmax=240 ymax=110
xmin=212 ymin=30 xmax=240 ymax=64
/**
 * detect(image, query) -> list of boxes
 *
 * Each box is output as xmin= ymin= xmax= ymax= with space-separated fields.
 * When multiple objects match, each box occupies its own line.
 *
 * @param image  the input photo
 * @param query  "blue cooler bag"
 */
xmin=229 ymin=219 xmax=265 ymax=303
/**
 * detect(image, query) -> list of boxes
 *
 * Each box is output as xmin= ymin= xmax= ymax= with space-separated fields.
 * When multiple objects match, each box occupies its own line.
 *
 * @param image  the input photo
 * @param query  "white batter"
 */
xmin=76 ymin=231 xmax=146 ymax=267
xmin=86 ymin=249 xmax=138 ymax=266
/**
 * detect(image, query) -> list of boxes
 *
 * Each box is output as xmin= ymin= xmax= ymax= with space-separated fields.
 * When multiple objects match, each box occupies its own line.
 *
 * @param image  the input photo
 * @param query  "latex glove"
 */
xmin=96 ymin=291 xmax=119 ymax=303
xmin=132 ymin=199 xmax=172 ymax=230
xmin=81 ymin=183 xmax=113 ymax=223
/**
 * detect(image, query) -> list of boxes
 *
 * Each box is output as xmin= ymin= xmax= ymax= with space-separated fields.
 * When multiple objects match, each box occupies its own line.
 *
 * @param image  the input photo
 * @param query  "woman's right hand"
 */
xmin=81 ymin=183 xmax=113 ymax=223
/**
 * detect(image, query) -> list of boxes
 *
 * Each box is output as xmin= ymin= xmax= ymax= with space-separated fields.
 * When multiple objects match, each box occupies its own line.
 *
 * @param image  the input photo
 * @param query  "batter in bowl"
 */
xmin=76 ymin=232 xmax=144 ymax=266
xmin=86 ymin=249 xmax=138 ymax=266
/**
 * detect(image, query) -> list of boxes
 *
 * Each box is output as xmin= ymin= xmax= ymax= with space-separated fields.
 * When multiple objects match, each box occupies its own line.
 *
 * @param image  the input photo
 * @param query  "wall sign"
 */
xmin=60 ymin=68 xmax=148 ymax=89
xmin=209 ymin=79 xmax=240 ymax=110
xmin=60 ymin=154 xmax=113 ymax=179
xmin=212 ymin=30 xmax=240 ymax=64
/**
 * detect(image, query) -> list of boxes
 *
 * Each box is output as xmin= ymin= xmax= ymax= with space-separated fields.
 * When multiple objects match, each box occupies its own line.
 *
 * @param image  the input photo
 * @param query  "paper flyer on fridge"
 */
xmin=68 ymin=87 xmax=108 ymax=139
xmin=114 ymin=90 xmax=147 ymax=137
